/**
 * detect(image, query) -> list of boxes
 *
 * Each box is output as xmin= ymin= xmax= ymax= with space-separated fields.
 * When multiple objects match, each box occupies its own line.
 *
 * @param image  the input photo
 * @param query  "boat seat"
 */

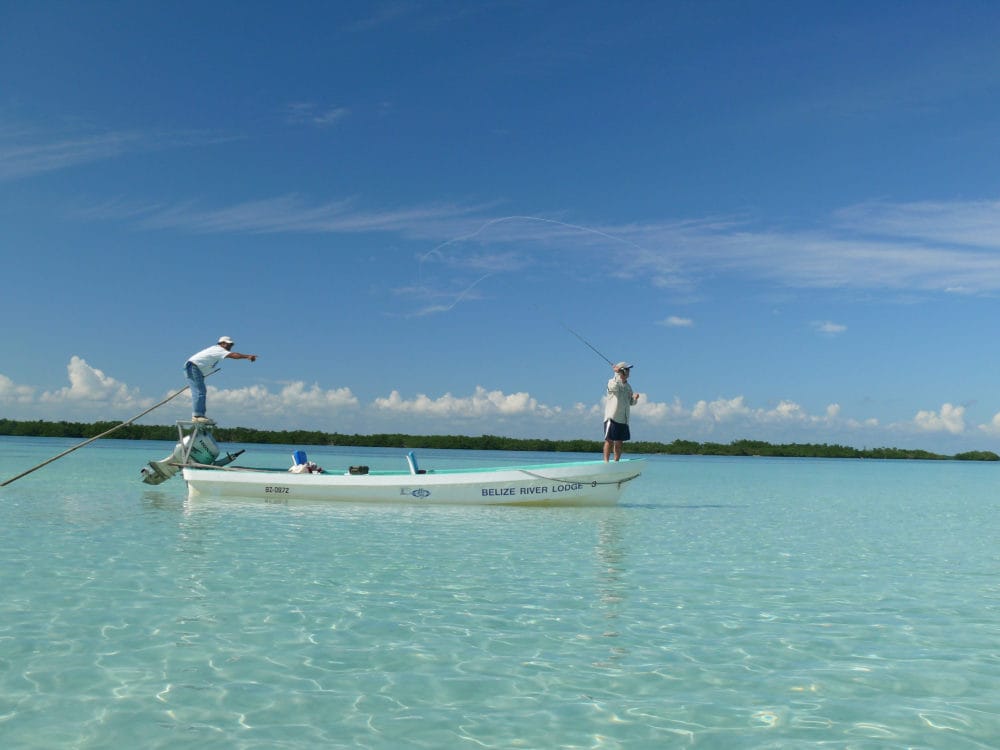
xmin=406 ymin=451 xmax=426 ymax=475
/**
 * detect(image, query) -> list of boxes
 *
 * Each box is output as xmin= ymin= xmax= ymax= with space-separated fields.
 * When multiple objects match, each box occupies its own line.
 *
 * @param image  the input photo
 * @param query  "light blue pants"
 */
xmin=185 ymin=362 xmax=207 ymax=417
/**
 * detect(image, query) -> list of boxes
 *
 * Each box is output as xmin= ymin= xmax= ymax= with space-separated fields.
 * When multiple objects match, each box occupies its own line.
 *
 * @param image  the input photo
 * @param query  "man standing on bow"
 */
xmin=184 ymin=336 xmax=257 ymax=424
xmin=603 ymin=361 xmax=639 ymax=462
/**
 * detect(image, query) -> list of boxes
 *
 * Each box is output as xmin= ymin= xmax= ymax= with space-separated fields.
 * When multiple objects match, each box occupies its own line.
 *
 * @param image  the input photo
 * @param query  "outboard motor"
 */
xmin=141 ymin=423 xmax=243 ymax=485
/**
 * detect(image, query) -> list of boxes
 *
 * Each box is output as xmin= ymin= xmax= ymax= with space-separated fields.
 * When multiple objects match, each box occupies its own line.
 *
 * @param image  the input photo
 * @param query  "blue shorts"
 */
xmin=603 ymin=419 xmax=631 ymax=442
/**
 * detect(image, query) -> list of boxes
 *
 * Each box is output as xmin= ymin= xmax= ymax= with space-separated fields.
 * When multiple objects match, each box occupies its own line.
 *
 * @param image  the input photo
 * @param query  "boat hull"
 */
xmin=182 ymin=459 xmax=644 ymax=506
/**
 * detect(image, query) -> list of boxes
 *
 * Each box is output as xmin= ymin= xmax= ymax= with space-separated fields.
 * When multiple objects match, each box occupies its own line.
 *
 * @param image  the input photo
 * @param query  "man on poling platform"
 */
xmin=184 ymin=336 xmax=258 ymax=424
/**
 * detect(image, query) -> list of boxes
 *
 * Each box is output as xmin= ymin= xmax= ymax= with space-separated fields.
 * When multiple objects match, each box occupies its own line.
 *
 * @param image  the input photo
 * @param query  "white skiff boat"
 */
xmin=141 ymin=422 xmax=644 ymax=506
xmin=183 ymin=457 xmax=643 ymax=506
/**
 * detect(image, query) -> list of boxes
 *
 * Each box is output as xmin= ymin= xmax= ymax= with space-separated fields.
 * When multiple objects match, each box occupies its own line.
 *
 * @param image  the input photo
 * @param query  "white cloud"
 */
xmin=210 ymin=381 xmax=359 ymax=418
xmin=690 ymin=395 xmax=753 ymax=423
xmin=39 ymin=356 xmax=150 ymax=410
xmin=913 ymin=403 xmax=966 ymax=434
xmin=286 ymin=102 xmax=350 ymax=128
xmin=0 ymin=124 xmax=231 ymax=183
xmin=373 ymin=386 xmax=560 ymax=419
xmin=977 ymin=412 xmax=1000 ymax=435
xmin=0 ymin=374 xmax=35 ymax=403
xmin=765 ymin=400 xmax=810 ymax=422
xmin=835 ymin=199 xmax=1000 ymax=249
xmin=73 ymin=196 xmax=1000 ymax=312
xmin=636 ymin=395 xmax=874 ymax=436
xmin=0 ymin=131 xmax=143 ymax=181
xmin=814 ymin=320 xmax=847 ymax=334
xmin=654 ymin=227 xmax=1000 ymax=293
xmin=128 ymin=195 xmax=489 ymax=237
xmin=659 ymin=315 xmax=693 ymax=327
xmin=457 ymin=201 xmax=1000 ymax=296
xmin=0 ymin=359 xmax=363 ymax=426
xmin=686 ymin=395 xmax=829 ymax=425
xmin=632 ymin=397 xmax=688 ymax=422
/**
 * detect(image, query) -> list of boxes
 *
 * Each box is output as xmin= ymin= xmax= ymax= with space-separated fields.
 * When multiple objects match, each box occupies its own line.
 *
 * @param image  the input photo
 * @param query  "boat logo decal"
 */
xmin=400 ymin=488 xmax=431 ymax=498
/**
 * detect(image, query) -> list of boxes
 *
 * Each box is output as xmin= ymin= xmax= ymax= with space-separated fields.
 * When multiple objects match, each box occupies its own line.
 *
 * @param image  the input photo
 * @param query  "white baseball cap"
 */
xmin=218 ymin=336 xmax=234 ymax=345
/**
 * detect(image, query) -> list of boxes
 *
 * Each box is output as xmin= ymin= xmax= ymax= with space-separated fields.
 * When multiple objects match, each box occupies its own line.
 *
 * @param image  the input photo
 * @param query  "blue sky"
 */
xmin=4 ymin=0 xmax=1000 ymax=453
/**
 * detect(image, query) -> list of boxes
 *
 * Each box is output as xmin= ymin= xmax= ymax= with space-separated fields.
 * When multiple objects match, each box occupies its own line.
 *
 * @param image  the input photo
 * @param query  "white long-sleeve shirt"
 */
xmin=604 ymin=375 xmax=635 ymax=424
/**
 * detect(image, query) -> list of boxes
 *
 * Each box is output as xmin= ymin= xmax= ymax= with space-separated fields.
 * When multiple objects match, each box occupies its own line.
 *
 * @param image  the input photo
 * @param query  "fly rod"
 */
xmin=562 ymin=323 xmax=615 ymax=366
xmin=1 ymin=371 xmax=216 ymax=487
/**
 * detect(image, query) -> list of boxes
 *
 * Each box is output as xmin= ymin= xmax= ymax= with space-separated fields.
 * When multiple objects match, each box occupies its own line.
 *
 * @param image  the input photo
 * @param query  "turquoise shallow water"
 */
xmin=1 ymin=436 xmax=999 ymax=749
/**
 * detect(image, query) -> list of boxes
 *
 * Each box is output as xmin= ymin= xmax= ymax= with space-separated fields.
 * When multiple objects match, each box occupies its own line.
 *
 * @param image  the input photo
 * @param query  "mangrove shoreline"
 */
xmin=1 ymin=419 xmax=997 ymax=461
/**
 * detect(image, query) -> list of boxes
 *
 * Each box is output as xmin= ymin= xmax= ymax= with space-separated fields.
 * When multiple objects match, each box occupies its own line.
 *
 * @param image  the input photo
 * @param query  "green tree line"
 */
xmin=0 ymin=419 xmax=996 ymax=461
